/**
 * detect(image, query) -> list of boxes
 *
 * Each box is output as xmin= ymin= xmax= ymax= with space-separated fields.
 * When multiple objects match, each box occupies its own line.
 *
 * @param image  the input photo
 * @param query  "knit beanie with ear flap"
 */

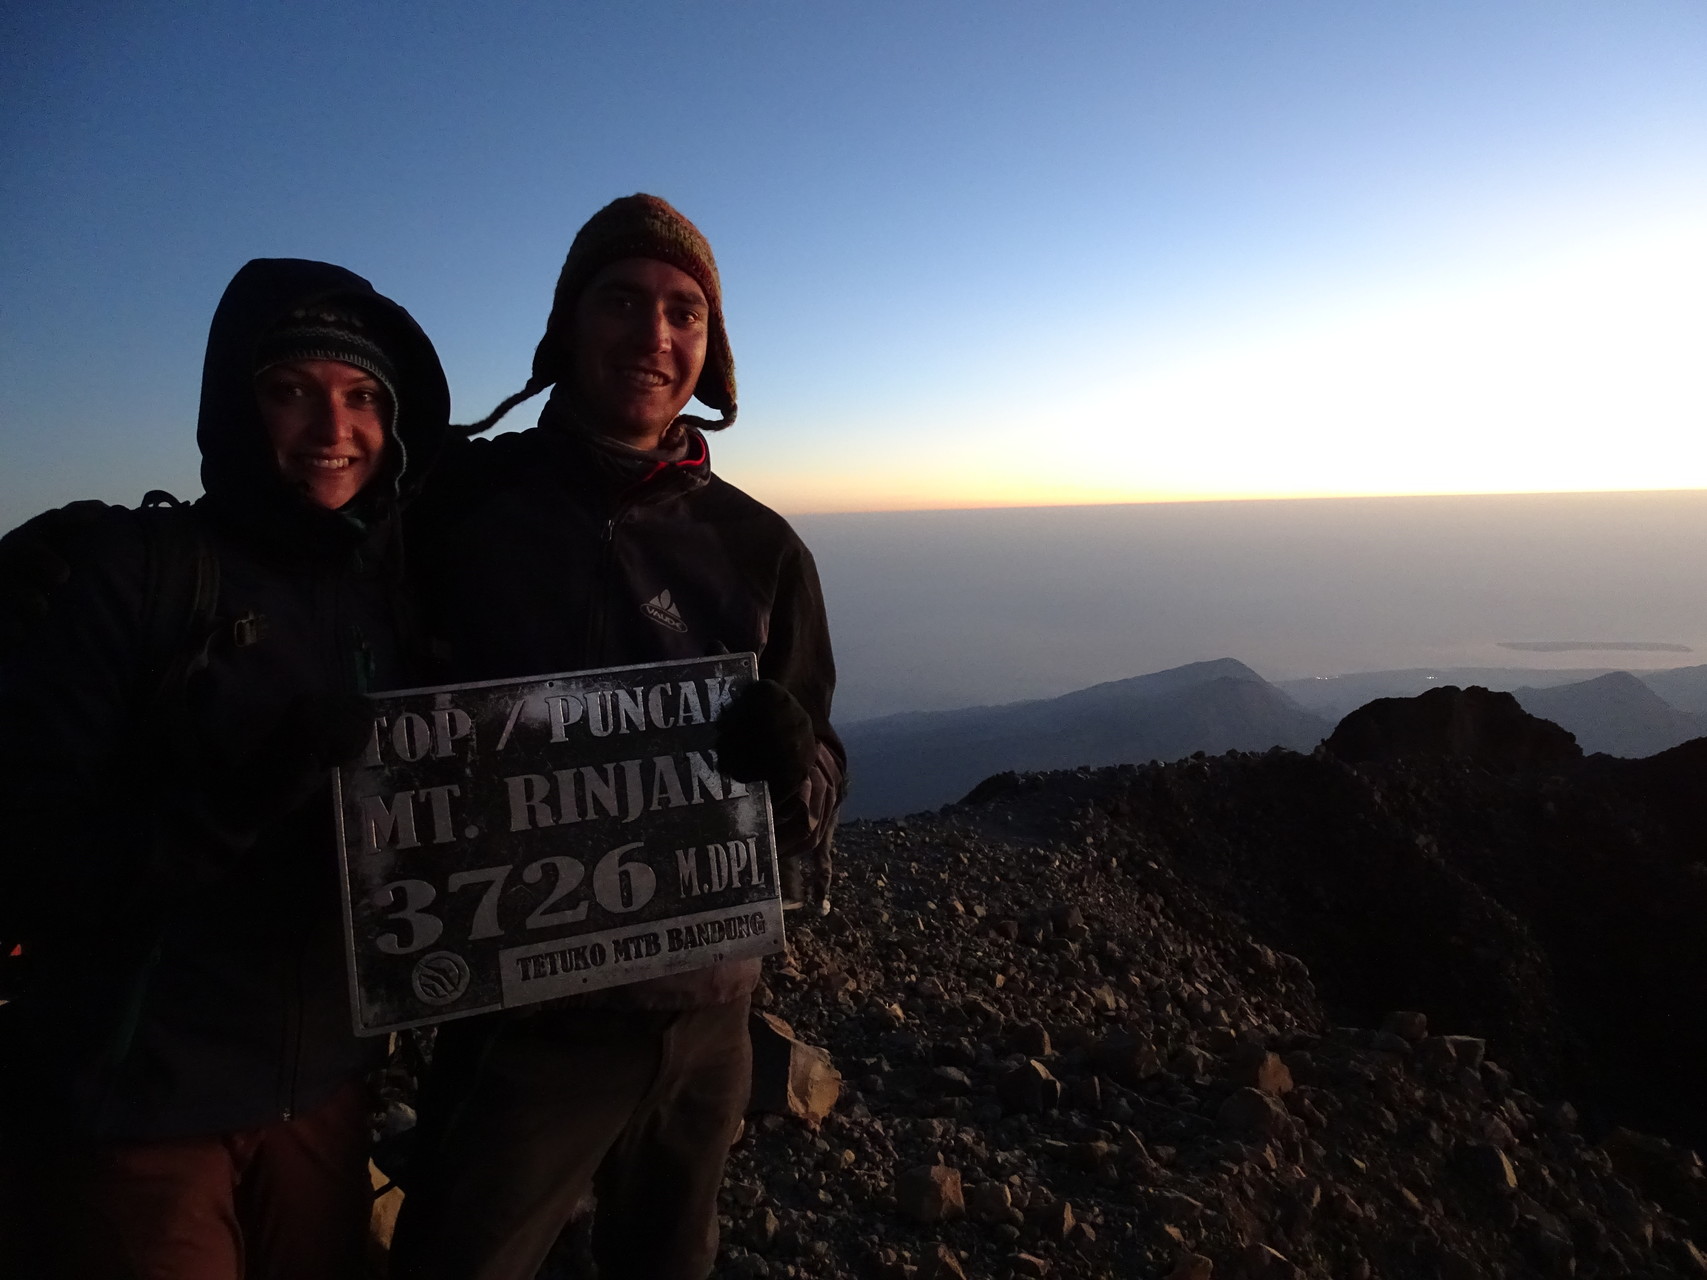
xmin=462 ymin=194 xmax=736 ymax=436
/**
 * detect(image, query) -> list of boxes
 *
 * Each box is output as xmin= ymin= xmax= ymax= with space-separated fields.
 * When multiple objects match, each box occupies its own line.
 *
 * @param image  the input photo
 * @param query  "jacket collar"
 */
xmin=538 ymin=397 xmax=712 ymax=508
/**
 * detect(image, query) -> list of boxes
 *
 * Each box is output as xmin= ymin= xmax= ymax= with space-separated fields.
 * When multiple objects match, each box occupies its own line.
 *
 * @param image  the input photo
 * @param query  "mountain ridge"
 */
xmin=841 ymin=659 xmax=1330 ymax=819
xmin=842 ymin=658 xmax=1707 ymax=818
xmin=1514 ymin=671 xmax=1707 ymax=758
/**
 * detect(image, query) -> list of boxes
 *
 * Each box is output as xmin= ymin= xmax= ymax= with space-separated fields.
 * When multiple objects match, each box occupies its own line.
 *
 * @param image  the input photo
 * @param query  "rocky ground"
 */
xmin=694 ymin=738 xmax=1707 ymax=1279
xmin=430 ymin=689 xmax=1707 ymax=1278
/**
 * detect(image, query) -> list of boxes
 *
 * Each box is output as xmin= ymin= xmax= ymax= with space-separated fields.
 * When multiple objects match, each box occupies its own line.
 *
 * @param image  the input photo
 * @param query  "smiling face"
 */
xmin=255 ymin=359 xmax=390 ymax=509
xmin=568 ymin=257 xmax=709 ymax=448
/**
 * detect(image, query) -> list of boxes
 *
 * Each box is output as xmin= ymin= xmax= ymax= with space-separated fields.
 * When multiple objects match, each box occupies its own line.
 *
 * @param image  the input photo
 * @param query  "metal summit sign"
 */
xmin=333 ymin=654 xmax=783 ymax=1035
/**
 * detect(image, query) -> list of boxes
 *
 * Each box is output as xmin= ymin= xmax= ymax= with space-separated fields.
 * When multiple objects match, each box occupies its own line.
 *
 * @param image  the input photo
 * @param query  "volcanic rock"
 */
xmin=1218 ymin=1088 xmax=1290 ymax=1139
xmin=1227 ymin=1045 xmax=1294 ymax=1095
xmin=1382 ymin=1010 xmax=1428 ymax=1041
xmin=963 ymin=1180 xmax=1013 ymax=1222
xmin=997 ymin=1059 xmax=1062 ymax=1114
xmin=1324 ymin=684 xmax=1581 ymax=770
xmin=919 ymin=1241 xmax=968 ymax=1278
xmin=749 ymin=1011 xmax=842 ymax=1126
xmin=896 ymin=1164 xmax=965 ymax=1224
xmin=1458 ymin=1142 xmax=1519 ymax=1194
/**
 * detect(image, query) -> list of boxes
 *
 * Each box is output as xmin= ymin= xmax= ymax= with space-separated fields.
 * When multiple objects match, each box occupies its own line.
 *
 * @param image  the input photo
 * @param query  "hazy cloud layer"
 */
xmin=796 ymin=491 xmax=1707 ymax=722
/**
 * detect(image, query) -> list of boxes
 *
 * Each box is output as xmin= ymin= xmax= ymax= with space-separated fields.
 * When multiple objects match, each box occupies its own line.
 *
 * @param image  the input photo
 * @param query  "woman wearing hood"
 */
xmin=0 ymin=259 xmax=448 ymax=1279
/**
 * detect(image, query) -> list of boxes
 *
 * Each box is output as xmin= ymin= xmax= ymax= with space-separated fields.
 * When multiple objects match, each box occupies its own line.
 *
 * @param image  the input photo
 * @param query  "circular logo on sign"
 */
xmin=411 ymin=951 xmax=471 ymax=1006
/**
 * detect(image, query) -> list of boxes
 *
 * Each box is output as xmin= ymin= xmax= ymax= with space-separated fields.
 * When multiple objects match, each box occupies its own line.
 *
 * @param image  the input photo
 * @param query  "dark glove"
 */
xmin=150 ymin=694 xmax=376 ymax=884
xmin=207 ymin=693 xmax=377 ymax=841
xmin=279 ymin=691 xmax=378 ymax=769
xmin=0 ymin=501 xmax=115 ymax=650
xmin=714 ymin=679 xmax=817 ymax=790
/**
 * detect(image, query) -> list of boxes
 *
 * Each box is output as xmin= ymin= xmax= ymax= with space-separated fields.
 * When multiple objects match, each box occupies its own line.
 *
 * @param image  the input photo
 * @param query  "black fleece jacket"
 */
xmin=407 ymin=396 xmax=845 ymax=1008
xmin=0 ymin=259 xmax=448 ymax=1139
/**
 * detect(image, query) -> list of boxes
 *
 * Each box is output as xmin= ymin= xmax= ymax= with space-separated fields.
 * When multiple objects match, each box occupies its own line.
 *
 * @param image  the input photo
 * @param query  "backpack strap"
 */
xmin=137 ymin=490 xmax=221 ymax=708
xmin=88 ymin=491 xmax=223 ymax=1090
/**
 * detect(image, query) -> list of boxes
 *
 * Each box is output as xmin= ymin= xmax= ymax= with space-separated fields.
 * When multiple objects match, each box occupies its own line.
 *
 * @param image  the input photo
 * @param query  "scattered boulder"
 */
xmin=1382 ymin=1009 xmax=1428 ymax=1041
xmin=963 ymin=1180 xmax=1013 ymax=1222
xmin=895 ymin=1164 xmax=964 ymax=1224
xmin=1027 ymin=1196 xmax=1075 ymax=1241
xmin=1218 ymin=1088 xmax=1290 ymax=1138
xmin=1457 ymin=1142 xmax=1519 ymax=1195
xmin=1093 ymin=1026 xmax=1163 ymax=1083
xmin=748 ymin=1011 xmax=842 ymax=1126
xmin=918 ymin=1241 xmax=968 ymax=1279
xmin=996 ymin=1059 xmax=1061 ymax=1114
xmin=1226 ymin=1044 xmax=1293 ymax=1095
xmin=366 ymin=1159 xmax=403 ymax=1266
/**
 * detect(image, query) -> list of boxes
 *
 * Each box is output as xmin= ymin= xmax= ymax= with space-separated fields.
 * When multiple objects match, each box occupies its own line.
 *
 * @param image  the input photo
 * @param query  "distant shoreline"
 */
xmin=1499 ymin=641 xmax=1693 ymax=654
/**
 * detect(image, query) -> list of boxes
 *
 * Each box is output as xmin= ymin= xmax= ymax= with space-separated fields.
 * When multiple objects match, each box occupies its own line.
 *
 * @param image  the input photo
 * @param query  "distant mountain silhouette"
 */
xmin=1640 ymin=663 xmax=1707 ymax=715
xmin=1514 ymin=671 xmax=1707 ymax=758
xmin=839 ymin=658 xmax=1330 ymax=818
xmin=1277 ymin=666 xmax=1619 ymax=721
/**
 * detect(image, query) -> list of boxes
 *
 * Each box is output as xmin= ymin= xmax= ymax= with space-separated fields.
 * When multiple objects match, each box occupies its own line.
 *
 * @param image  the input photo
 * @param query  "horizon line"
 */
xmin=777 ymin=485 xmax=1707 ymax=519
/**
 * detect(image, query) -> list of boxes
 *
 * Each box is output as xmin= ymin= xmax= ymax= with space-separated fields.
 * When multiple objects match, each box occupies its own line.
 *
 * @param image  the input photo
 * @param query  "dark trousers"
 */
xmin=391 ymin=998 xmax=752 ymax=1280
xmin=0 ymin=1080 xmax=372 ymax=1280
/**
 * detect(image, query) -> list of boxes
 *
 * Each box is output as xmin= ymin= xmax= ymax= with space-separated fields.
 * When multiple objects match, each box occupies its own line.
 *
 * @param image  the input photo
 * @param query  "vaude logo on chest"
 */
xmin=643 ymin=590 xmax=688 ymax=633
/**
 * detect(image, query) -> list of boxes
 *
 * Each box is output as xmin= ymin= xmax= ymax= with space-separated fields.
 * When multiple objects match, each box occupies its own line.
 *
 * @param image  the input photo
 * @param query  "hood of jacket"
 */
xmin=197 ymin=258 xmax=450 ymax=557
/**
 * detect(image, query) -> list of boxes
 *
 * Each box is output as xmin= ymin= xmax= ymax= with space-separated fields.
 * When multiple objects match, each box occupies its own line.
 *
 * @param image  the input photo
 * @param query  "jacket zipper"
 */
xmin=575 ymin=442 xmax=705 ymax=663
xmin=584 ymin=508 xmax=626 ymax=664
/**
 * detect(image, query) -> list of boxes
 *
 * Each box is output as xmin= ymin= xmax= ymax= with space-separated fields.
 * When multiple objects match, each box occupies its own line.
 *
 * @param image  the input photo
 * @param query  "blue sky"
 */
xmin=3 ymin=1 xmax=1704 ymax=524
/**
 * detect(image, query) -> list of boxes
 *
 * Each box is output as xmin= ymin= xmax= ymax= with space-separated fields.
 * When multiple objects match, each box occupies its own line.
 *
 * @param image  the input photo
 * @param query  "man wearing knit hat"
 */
xmin=391 ymin=196 xmax=845 ymax=1280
